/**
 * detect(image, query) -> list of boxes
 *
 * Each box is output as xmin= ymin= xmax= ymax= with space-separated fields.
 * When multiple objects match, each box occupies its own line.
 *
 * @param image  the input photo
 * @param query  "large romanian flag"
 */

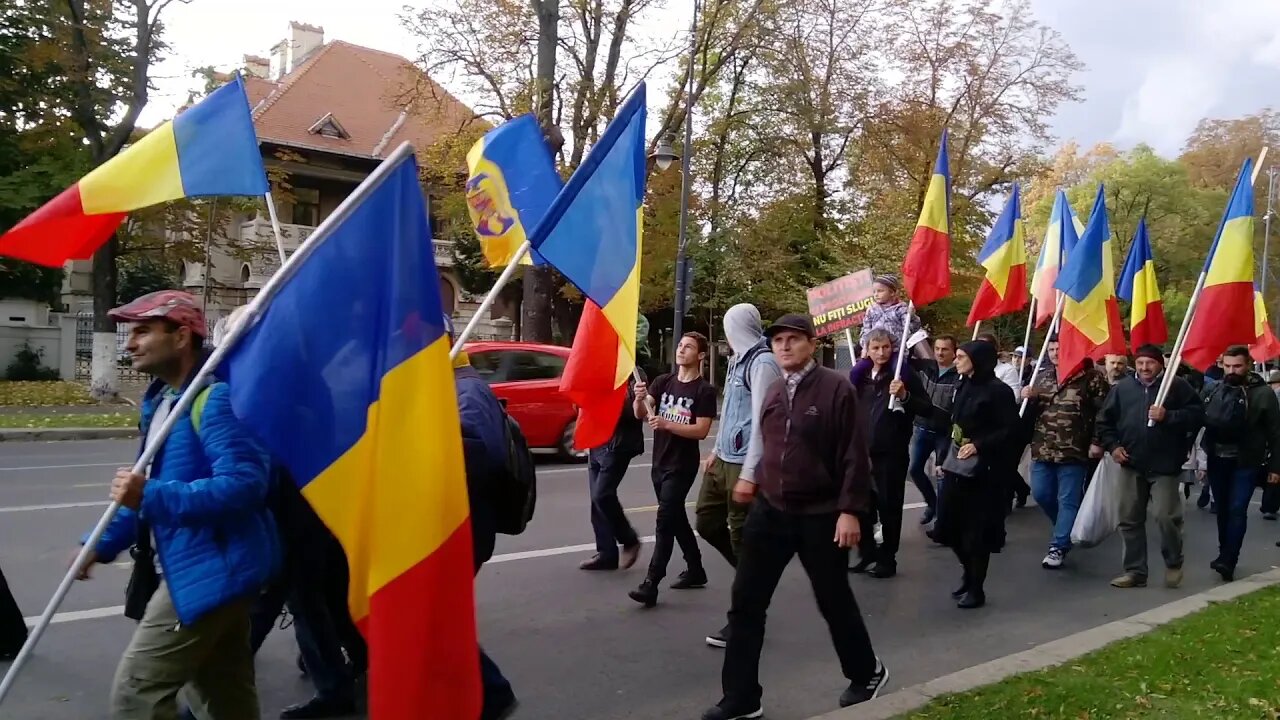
xmin=1096 ymin=210 xmax=1128 ymax=357
xmin=0 ymin=76 xmax=267 ymax=267
xmin=902 ymin=129 xmax=951 ymax=307
xmin=1116 ymin=217 xmax=1168 ymax=351
xmin=216 ymin=150 xmax=479 ymax=719
xmin=1054 ymin=184 xmax=1114 ymax=382
xmin=1183 ymin=159 xmax=1257 ymax=371
xmin=1250 ymin=286 xmax=1280 ymax=362
xmin=967 ymin=183 xmax=1028 ymax=326
xmin=465 ymin=114 xmax=562 ymax=268
xmin=540 ymin=84 xmax=647 ymax=449
xmin=1030 ymin=191 xmax=1084 ymax=327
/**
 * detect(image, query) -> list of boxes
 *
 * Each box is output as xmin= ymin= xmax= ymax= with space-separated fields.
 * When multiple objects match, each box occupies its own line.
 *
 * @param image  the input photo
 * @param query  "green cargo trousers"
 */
xmin=696 ymin=457 xmax=750 ymax=567
xmin=110 ymin=582 xmax=259 ymax=720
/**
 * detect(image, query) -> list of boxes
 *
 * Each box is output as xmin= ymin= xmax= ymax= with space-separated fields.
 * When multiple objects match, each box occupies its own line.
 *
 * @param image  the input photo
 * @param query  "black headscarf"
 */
xmin=959 ymin=340 xmax=998 ymax=383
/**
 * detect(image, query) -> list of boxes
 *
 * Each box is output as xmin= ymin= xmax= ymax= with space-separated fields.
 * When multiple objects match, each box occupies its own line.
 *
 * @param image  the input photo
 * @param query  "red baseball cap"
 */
xmin=109 ymin=290 xmax=208 ymax=338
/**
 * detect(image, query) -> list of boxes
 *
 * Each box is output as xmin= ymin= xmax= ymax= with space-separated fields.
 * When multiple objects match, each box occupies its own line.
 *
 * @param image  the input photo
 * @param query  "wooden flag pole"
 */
xmin=1020 ymin=293 xmax=1065 ymax=417
xmin=971 ymin=321 xmax=981 ymax=341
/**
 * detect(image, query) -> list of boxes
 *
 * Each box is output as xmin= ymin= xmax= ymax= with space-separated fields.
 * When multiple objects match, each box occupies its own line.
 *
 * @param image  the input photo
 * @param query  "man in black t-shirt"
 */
xmin=630 ymin=332 xmax=718 ymax=607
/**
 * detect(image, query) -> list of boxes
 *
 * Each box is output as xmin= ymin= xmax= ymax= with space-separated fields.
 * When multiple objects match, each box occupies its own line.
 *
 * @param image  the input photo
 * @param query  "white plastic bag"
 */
xmin=1071 ymin=455 xmax=1123 ymax=548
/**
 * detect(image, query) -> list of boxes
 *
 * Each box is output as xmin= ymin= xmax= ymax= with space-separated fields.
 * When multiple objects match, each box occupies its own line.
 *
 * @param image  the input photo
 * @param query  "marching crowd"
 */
xmin=2 ymin=274 xmax=1279 ymax=720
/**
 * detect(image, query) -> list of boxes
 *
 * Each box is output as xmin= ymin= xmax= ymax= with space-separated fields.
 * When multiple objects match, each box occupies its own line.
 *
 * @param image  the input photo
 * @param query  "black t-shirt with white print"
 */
xmin=649 ymin=372 xmax=718 ymax=473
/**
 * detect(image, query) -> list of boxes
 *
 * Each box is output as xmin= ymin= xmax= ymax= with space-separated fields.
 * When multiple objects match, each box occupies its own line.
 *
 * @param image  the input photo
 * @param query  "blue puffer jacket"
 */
xmin=88 ymin=377 xmax=279 ymax=626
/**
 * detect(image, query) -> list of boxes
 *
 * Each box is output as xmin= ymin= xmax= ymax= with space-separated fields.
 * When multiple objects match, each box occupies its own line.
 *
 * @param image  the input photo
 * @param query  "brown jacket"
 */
xmin=754 ymin=366 xmax=872 ymax=515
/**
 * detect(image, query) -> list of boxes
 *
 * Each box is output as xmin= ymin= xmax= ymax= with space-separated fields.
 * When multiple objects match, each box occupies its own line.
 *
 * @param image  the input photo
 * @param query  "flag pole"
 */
xmin=1020 ymin=293 xmax=1064 ymax=417
xmin=0 ymin=141 xmax=421 ymax=707
xmin=889 ymin=300 xmax=914 ymax=410
xmin=264 ymin=192 xmax=290 ymax=265
xmin=971 ymin=321 xmax=981 ymax=341
xmin=844 ymin=328 xmax=857 ymax=363
xmin=1149 ymin=146 xmax=1269 ymax=425
xmin=449 ymin=241 xmax=531 ymax=359
xmin=1019 ymin=296 xmax=1037 ymax=372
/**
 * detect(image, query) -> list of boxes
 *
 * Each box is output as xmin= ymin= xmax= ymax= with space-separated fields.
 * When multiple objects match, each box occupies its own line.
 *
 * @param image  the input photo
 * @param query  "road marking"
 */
xmin=26 ymin=605 xmax=124 ymax=625
xmin=0 ymin=501 xmax=107 ymax=513
xmin=0 ymin=461 xmax=123 ymax=472
xmin=539 ymin=462 xmax=652 ymax=475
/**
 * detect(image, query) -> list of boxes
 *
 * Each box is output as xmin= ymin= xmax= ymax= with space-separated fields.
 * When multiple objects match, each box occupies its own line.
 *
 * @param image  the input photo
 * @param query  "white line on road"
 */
xmin=538 ymin=462 xmax=651 ymax=475
xmin=0 ymin=500 xmax=106 ymax=513
xmin=26 ymin=605 xmax=123 ymax=625
xmin=0 ymin=461 xmax=123 ymax=472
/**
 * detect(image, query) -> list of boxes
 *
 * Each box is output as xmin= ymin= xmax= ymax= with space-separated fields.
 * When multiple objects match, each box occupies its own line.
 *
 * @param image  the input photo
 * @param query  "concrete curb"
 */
xmin=0 ymin=427 xmax=138 ymax=442
xmin=807 ymin=567 xmax=1280 ymax=720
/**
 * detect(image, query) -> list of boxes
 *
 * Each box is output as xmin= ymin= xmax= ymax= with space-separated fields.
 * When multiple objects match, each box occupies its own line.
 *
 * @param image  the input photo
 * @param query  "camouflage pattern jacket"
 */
xmin=1027 ymin=365 xmax=1111 ymax=464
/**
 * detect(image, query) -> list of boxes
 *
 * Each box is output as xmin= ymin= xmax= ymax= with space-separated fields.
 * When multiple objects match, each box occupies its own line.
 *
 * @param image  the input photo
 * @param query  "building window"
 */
xmin=439 ymin=276 xmax=456 ymax=314
xmin=240 ymin=263 xmax=252 ymax=283
xmin=291 ymin=188 xmax=321 ymax=227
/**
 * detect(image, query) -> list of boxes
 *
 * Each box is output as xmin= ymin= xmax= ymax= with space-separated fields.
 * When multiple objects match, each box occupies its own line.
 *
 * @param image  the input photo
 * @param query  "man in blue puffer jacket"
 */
xmin=72 ymin=290 xmax=278 ymax=720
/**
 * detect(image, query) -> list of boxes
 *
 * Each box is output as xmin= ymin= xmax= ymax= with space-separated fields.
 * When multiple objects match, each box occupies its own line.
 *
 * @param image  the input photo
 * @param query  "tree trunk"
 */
xmin=523 ymin=0 xmax=560 ymax=344
xmin=90 ymin=236 xmax=119 ymax=399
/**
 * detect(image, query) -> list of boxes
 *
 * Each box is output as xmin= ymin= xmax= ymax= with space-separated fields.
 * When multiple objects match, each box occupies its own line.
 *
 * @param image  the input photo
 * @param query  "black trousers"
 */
xmin=0 ymin=564 xmax=26 ymax=655
xmin=646 ymin=465 xmax=703 ymax=582
xmin=588 ymin=449 xmax=641 ymax=559
xmin=721 ymin=499 xmax=878 ymax=709
xmin=871 ymin=452 xmax=909 ymax=562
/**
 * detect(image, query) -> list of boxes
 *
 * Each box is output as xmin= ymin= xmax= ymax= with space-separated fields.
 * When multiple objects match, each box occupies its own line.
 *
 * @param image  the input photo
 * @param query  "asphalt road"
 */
xmin=1 ymin=439 xmax=1278 ymax=720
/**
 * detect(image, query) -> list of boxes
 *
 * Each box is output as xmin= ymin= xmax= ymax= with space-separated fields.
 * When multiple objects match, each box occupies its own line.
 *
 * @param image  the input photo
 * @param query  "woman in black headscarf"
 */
xmin=932 ymin=340 xmax=1019 ymax=609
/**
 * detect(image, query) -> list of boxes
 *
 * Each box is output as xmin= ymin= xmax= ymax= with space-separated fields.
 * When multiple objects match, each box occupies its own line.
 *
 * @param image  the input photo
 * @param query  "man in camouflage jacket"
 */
xmin=1020 ymin=338 xmax=1111 ymax=570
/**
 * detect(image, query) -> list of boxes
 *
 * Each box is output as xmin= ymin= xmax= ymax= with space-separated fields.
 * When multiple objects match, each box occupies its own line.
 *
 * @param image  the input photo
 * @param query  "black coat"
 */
xmin=851 ymin=357 xmax=933 ymax=457
xmin=1096 ymin=373 xmax=1203 ymax=477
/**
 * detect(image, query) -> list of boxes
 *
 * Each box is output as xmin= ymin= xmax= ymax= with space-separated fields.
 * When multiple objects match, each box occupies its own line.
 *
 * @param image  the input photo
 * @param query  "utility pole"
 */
xmin=670 ymin=0 xmax=699 ymax=370
xmin=1264 ymin=166 xmax=1277 ymax=337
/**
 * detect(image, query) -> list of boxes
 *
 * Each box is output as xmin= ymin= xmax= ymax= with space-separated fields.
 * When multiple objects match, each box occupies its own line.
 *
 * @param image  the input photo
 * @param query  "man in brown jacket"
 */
xmin=702 ymin=314 xmax=888 ymax=720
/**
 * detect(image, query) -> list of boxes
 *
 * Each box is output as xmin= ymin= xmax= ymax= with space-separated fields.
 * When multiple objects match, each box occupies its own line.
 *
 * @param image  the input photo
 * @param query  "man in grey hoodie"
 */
xmin=697 ymin=303 xmax=782 ymax=649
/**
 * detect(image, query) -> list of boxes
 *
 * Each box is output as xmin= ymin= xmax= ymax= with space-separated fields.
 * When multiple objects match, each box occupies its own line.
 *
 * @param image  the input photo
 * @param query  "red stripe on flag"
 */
xmin=902 ymin=225 xmax=950 ymax=307
xmin=360 ymin=520 xmax=482 ymax=720
xmin=1090 ymin=296 xmax=1127 ymax=359
xmin=967 ymin=263 xmax=1028 ymax=326
xmin=1252 ymin=323 xmax=1280 ymax=362
xmin=0 ymin=185 xmax=126 ymax=267
xmin=1182 ymin=282 xmax=1255 ymax=370
xmin=967 ymin=279 xmax=1003 ymax=326
xmin=1129 ymin=301 xmax=1167 ymax=351
xmin=560 ymin=301 xmax=627 ymax=450
xmin=1056 ymin=321 xmax=1096 ymax=383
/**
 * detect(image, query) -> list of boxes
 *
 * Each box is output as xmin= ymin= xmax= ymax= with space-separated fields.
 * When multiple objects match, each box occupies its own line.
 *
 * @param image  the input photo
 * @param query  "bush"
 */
xmin=6 ymin=342 xmax=59 ymax=381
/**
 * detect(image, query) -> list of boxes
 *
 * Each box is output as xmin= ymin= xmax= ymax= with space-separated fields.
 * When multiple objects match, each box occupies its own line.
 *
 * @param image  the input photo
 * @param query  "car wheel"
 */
xmin=557 ymin=420 xmax=588 ymax=463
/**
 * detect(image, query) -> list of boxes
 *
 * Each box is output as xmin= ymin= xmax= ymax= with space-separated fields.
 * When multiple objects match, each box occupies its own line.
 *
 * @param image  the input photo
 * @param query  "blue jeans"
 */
xmin=1030 ymin=461 xmax=1087 ymax=551
xmin=908 ymin=426 xmax=946 ymax=511
xmin=1207 ymin=455 xmax=1261 ymax=568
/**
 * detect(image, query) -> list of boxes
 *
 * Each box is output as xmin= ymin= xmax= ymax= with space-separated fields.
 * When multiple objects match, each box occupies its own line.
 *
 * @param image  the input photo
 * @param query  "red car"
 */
xmin=464 ymin=340 xmax=585 ymax=461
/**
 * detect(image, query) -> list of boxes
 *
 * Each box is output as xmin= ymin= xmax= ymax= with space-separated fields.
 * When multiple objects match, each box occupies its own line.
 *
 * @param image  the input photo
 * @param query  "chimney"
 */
xmin=268 ymin=40 xmax=288 ymax=80
xmin=286 ymin=21 xmax=325 ymax=73
xmin=242 ymin=54 xmax=269 ymax=79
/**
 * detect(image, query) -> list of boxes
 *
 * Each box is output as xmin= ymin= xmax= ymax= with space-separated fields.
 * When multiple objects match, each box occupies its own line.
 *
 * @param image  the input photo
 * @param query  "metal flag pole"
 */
xmin=0 ymin=141 xmax=421 ymax=707
xmin=1019 ymin=296 xmax=1037 ymax=372
xmin=888 ymin=300 xmax=914 ymax=411
xmin=1019 ymin=293 xmax=1064 ymax=417
xmin=264 ymin=192 xmax=290 ymax=265
xmin=1150 ymin=147 xmax=1269 ymax=423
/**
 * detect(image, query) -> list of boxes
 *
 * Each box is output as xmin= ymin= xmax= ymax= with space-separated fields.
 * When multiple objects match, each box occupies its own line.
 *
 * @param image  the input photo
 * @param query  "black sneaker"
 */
xmin=839 ymin=659 xmax=889 ymax=707
xmin=700 ymin=703 xmax=763 ymax=720
xmin=671 ymin=568 xmax=708 ymax=589
xmin=628 ymin=579 xmax=659 ymax=608
xmin=867 ymin=560 xmax=897 ymax=579
xmin=579 ymin=553 xmax=619 ymax=571
xmin=705 ymin=623 xmax=729 ymax=648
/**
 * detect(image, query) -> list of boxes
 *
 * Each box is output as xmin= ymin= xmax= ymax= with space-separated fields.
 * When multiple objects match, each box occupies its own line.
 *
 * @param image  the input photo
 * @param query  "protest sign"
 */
xmin=806 ymin=269 xmax=875 ymax=338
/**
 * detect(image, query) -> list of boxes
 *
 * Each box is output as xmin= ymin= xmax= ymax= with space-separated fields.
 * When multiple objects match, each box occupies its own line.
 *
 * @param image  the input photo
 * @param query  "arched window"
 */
xmin=438 ymin=275 xmax=457 ymax=314
xmin=240 ymin=263 xmax=251 ymax=283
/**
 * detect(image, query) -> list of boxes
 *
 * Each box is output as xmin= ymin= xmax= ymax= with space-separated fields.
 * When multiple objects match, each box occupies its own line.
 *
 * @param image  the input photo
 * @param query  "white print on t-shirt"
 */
xmin=658 ymin=392 xmax=696 ymax=425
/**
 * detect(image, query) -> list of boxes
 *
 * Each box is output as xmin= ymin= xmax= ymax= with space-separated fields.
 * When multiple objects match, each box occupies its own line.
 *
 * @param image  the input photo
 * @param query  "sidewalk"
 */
xmin=808 ymin=568 xmax=1280 ymax=720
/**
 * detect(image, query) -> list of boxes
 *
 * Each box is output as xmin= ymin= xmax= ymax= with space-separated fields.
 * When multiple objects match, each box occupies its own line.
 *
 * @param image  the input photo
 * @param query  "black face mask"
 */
xmin=1225 ymin=372 xmax=1247 ymax=386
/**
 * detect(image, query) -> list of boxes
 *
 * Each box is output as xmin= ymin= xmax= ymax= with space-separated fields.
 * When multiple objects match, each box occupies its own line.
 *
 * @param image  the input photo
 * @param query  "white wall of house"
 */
xmin=0 ymin=313 xmax=77 ymax=379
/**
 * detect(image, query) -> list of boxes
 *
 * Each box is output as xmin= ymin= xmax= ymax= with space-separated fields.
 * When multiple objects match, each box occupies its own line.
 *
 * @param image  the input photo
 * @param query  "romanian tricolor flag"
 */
xmin=539 ymin=83 xmax=647 ymax=449
xmin=1183 ymin=159 xmax=1257 ymax=371
xmin=1030 ymin=191 xmax=1084 ymax=327
xmin=902 ymin=129 xmax=951 ymax=306
xmin=1096 ymin=213 xmax=1128 ymax=357
xmin=0 ymin=76 xmax=267 ymax=267
xmin=967 ymin=183 xmax=1028 ymax=325
xmin=217 ymin=151 xmax=479 ymax=719
xmin=1116 ymin=218 xmax=1168 ymax=351
xmin=1250 ymin=286 xmax=1280 ymax=362
xmin=465 ymin=114 xmax=562 ymax=268
xmin=1054 ymin=184 xmax=1114 ymax=382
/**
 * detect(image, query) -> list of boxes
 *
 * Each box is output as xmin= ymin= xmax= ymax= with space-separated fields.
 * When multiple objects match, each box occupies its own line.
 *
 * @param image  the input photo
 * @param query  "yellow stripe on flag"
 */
xmin=916 ymin=174 xmax=948 ymax=234
xmin=79 ymin=122 xmax=186 ymax=214
xmin=1206 ymin=216 xmax=1255 ymax=287
xmin=601 ymin=207 xmax=643 ymax=388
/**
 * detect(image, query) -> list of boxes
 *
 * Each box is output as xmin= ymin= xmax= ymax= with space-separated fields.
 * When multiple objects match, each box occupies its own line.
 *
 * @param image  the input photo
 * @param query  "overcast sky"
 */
xmin=142 ymin=0 xmax=1280 ymax=158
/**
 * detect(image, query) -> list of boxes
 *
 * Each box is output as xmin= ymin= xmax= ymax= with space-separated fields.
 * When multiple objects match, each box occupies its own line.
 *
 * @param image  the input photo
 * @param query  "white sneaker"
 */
xmin=874 ymin=523 xmax=884 ymax=545
xmin=1041 ymin=547 xmax=1065 ymax=569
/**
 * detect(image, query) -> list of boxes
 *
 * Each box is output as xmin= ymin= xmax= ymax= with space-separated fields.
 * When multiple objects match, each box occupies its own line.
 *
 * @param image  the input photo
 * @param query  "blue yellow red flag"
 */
xmin=0 ymin=75 xmax=268 ymax=267
xmin=465 ymin=114 xmax=561 ymax=267
xmin=1116 ymin=218 xmax=1167 ymax=350
xmin=215 ymin=149 xmax=479 ymax=720
xmin=1183 ymin=159 xmax=1257 ymax=370
xmin=902 ymin=129 xmax=951 ymax=306
xmin=967 ymin=183 xmax=1028 ymax=325
xmin=1251 ymin=286 xmax=1280 ymax=362
xmin=1030 ymin=191 xmax=1084 ymax=327
xmin=532 ymin=83 xmax=647 ymax=448
xmin=1054 ymin=184 xmax=1112 ymax=381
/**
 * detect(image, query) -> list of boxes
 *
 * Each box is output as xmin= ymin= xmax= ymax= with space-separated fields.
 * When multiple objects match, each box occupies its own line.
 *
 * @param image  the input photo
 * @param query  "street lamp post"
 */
xmin=670 ymin=0 xmax=699 ymax=370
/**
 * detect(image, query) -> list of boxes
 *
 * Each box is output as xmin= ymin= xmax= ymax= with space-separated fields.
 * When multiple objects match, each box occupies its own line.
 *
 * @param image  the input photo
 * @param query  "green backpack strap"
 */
xmin=189 ymin=385 xmax=214 ymax=438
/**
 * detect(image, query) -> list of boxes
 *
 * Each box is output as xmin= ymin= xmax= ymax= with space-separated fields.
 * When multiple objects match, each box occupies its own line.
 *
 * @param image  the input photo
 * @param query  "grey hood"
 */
xmin=724 ymin=303 xmax=764 ymax=356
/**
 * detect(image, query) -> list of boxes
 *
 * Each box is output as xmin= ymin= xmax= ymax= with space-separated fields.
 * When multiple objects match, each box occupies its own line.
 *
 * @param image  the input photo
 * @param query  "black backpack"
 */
xmin=492 ymin=401 xmax=537 ymax=535
xmin=1204 ymin=381 xmax=1250 ymax=442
